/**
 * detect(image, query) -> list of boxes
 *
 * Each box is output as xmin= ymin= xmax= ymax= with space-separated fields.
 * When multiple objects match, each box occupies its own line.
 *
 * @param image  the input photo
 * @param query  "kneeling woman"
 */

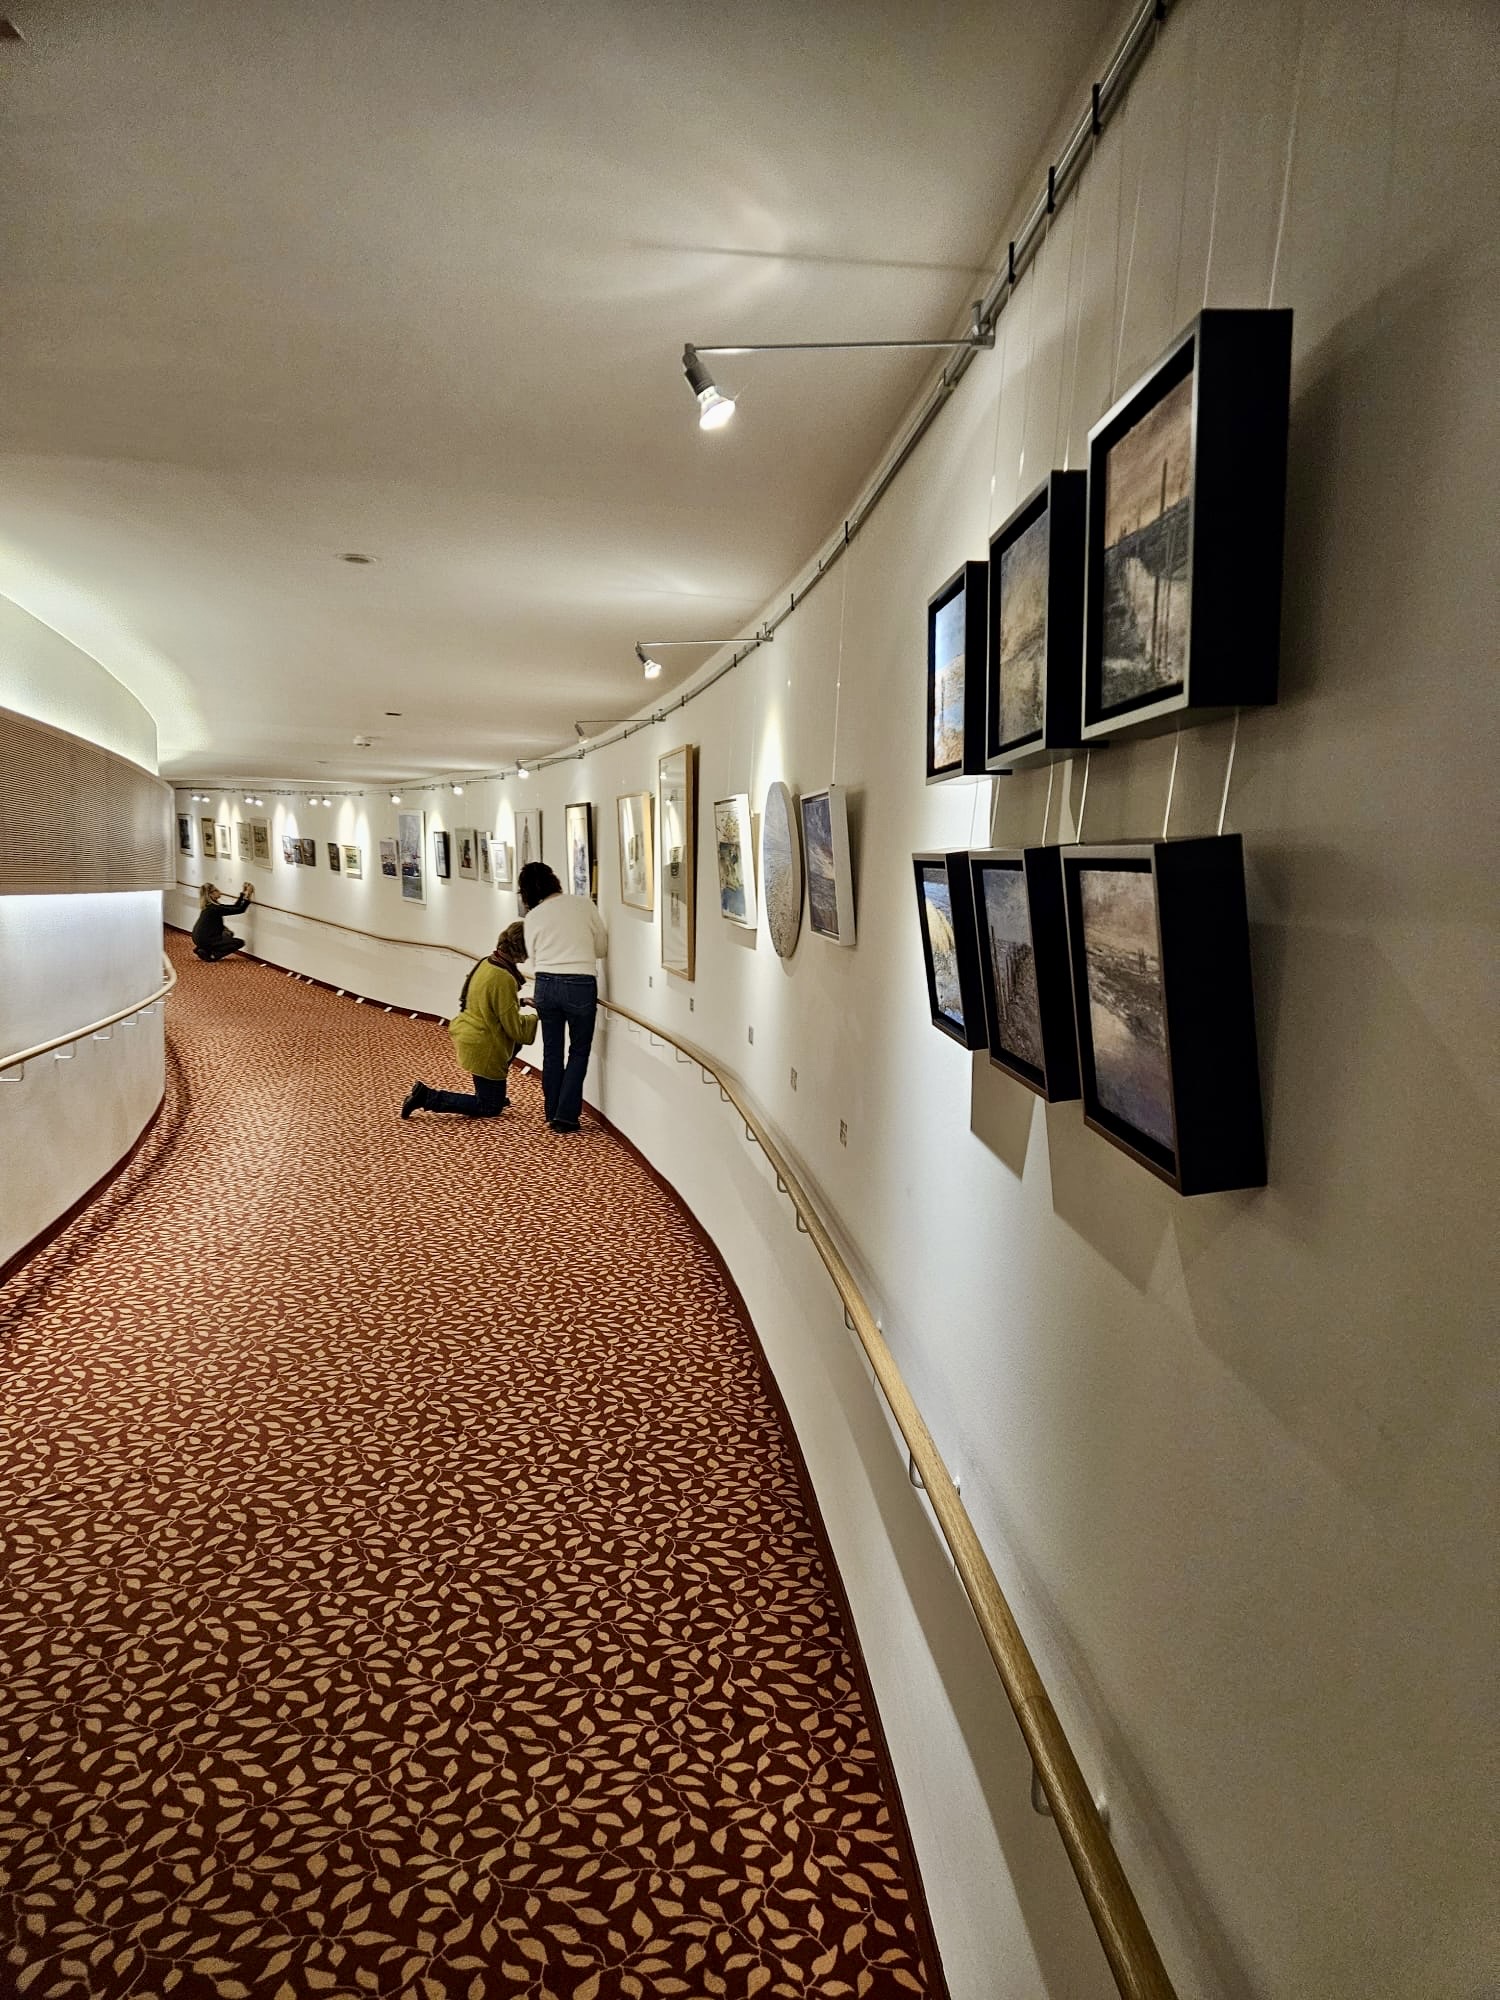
xmin=193 ymin=882 xmax=254 ymax=959
xmin=401 ymin=921 xmax=536 ymax=1119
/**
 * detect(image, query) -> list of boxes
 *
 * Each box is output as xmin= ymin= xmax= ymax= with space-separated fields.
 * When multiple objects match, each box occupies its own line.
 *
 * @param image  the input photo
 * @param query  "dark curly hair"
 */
xmin=517 ymin=861 xmax=562 ymax=912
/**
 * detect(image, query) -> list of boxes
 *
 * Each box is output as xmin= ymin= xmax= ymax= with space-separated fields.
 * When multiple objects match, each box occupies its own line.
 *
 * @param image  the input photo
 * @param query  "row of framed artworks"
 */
xmin=914 ymin=834 xmax=1265 ymax=1195
xmin=280 ymin=836 xmax=366 ymax=878
xmin=927 ymin=308 xmax=1293 ymax=780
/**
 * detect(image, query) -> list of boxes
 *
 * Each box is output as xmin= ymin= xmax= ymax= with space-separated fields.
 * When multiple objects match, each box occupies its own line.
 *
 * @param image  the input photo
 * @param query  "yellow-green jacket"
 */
xmin=448 ymin=960 xmax=537 ymax=1081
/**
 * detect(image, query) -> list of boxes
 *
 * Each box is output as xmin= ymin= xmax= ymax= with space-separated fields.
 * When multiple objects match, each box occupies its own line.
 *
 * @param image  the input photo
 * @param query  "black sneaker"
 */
xmin=400 ymin=1083 xmax=428 ymax=1119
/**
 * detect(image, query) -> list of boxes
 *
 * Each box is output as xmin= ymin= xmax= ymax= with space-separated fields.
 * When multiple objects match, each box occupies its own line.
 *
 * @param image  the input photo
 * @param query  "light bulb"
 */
xmin=322 ymin=797 xmax=332 ymax=807
xmin=696 ymin=385 xmax=736 ymax=430
xmin=642 ymin=655 xmax=663 ymax=680
xmin=451 ymin=783 xmax=464 ymax=796
xmin=390 ymin=792 xmax=402 ymax=804
xmin=517 ymin=764 xmax=530 ymax=781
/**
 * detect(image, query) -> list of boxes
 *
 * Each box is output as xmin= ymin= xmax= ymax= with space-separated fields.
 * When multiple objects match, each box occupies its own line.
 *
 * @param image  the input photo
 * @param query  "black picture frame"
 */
xmin=912 ymin=851 xmax=986 ymax=1049
xmin=327 ymin=842 xmax=341 ymax=872
xmin=1082 ymin=308 xmax=1292 ymax=742
xmin=432 ymin=830 xmax=451 ymax=880
xmin=968 ymin=846 xmax=1080 ymax=1101
xmin=986 ymin=472 xmax=1086 ymax=770
xmin=925 ymin=560 xmax=988 ymax=783
xmin=1061 ymin=836 xmax=1265 ymax=1194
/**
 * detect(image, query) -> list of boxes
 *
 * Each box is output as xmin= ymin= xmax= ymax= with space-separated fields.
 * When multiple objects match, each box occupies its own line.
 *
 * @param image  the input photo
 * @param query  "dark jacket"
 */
xmin=191 ymin=894 xmax=250 ymax=949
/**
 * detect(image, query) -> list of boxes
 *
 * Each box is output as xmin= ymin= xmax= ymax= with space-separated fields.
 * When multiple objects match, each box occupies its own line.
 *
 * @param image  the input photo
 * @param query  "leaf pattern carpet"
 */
xmin=0 ymin=935 xmax=944 ymax=2000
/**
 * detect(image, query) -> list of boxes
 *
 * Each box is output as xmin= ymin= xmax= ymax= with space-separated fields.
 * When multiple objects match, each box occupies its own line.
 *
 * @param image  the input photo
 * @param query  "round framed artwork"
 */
xmin=761 ymin=780 xmax=803 ymax=959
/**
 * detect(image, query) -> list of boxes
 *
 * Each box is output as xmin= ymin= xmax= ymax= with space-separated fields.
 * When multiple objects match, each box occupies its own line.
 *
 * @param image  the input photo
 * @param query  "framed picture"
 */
xmin=343 ymin=844 xmax=363 ymax=879
xmin=237 ymin=822 xmax=253 ymax=863
xmin=281 ymin=834 xmax=298 ymax=865
xmin=199 ymin=815 xmax=216 ymax=855
xmin=177 ymin=814 xmax=194 ymax=855
xmin=1061 ymin=836 xmax=1265 ymax=1193
xmin=987 ymin=472 xmax=1087 ymax=770
xmin=616 ymin=793 xmax=653 ymax=911
xmin=925 ymin=560 xmax=987 ymax=782
xmin=913 ymin=852 xmax=985 ymax=1049
xmin=327 ymin=841 xmax=341 ymax=873
xmin=216 ymin=824 xmax=232 ymax=859
xmin=478 ymin=830 xmax=492 ymax=882
xmin=250 ymin=819 xmax=271 ymax=866
xmin=515 ymin=808 xmax=543 ymax=876
xmin=565 ymin=801 xmax=596 ymax=899
xmin=397 ymin=809 xmax=425 ymax=904
xmin=298 ymin=837 xmax=317 ymax=867
xmin=493 ymin=839 xmax=514 ymax=890
xmin=455 ymin=827 xmax=478 ymax=879
xmin=799 ymin=785 xmax=855 ymax=946
xmin=968 ymin=847 xmax=1079 ymax=1101
xmin=658 ymin=745 xmax=698 ymax=979
xmin=432 ymin=830 xmax=451 ymax=880
xmin=379 ymin=838 xmax=399 ymax=879
xmin=713 ymin=794 xmax=756 ymax=928
xmin=761 ymin=780 xmax=803 ymax=960
xmin=1083 ymin=308 xmax=1292 ymax=742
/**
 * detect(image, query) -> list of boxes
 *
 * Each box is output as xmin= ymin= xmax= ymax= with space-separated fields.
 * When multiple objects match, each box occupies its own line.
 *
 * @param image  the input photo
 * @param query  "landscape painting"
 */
xmin=565 ymin=802 xmax=596 ymax=900
xmin=298 ymin=837 xmax=317 ymax=866
xmin=281 ymin=834 xmax=298 ymax=865
xmin=930 ymin=582 xmax=967 ymax=772
xmin=343 ymin=844 xmax=363 ymax=879
xmin=761 ymin=781 xmax=802 ymax=960
xmin=176 ymin=815 xmax=193 ymax=855
xmin=996 ymin=509 xmax=1048 ymax=750
xmin=658 ymin=747 xmax=697 ymax=977
xmin=713 ymin=794 xmax=755 ymax=928
xmin=455 ymin=827 xmax=477 ymax=879
xmin=379 ymin=838 xmax=399 ymax=878
xmin=327 ymin=842 xmax=341 ymax=872
xmin=200 ymin=815 xmax=216 ymax=856
xmin=1100 ymin=368 xmax=1193 ymax=712
xmin=616 ymin=794 xmax=652 ymax=910
xmin=237 ymin=823 xmax=253 ymax=863
xmin=250 ymin=819 xmax=271 ymax=865
xmin=980 ymin=863 xmax=1044 ymax=1072
xmin=1077 ymin=865 xmax=1173 ymax=1153
xmin=920 ymin=863 xmax=964 ymax=1032
xmin=216 ymin=824 xmax=231 ymax=859
xmin=800 ymin=785 xmax=854 ymax=945
xmin=397 ymin=809 xmax=425 ymax=903
xmin=493 ymin=839 xmax=514 ymax=890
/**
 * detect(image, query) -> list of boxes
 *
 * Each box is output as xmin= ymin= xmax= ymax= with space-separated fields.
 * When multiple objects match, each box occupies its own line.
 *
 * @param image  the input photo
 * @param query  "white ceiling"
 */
xmin=0 ymin=0 xmax=1116 ymax=782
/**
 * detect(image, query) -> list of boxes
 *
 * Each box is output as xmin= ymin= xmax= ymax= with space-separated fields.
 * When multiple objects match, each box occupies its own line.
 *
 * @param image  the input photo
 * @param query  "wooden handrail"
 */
xmin=173 ymin=881 xmax=476 ymax=962
xmin=0 ymin=953 xmax=178 ymax=1078
xmin=599 ymin=996 xmax=1178 ymax=2000
xmin=159 ymin=889 xmax=1177 ymax=1992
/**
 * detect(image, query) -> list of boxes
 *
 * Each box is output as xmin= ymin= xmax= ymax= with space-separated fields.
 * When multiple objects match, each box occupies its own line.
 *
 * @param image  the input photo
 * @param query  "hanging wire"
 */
xmin=1162 ymin=726 xmax=1183 ymax=838
xmin=830 ymin=526 xmax=854 ymax=784
xmin=1169 ymin=0 xmax=1203 ymax=325
xmin=985 ymin=281 xmax=1014 ymax=537
xmin=1200 ymin=91 xmax=1227 ymax=307
xmin=1050 ymin=185 xmax=1084 ymax=467
xmin=1061 ymin=129 xmax=1098 ymax=471
xmin=1075 ymin=750 xmax=1093 ymax=844
xmin=1040 ymin=762 xmax=1057 ymax=844
xmin=1015 ymin=210 xmax=1049 ymax=489
xmin=1267 ymin=0 xmax=1309 ymax=309
xmin=1217 ymin=710 xmax=1241 ymax=836
xmin=1111 ymin=12 xmax=1159 ymax=400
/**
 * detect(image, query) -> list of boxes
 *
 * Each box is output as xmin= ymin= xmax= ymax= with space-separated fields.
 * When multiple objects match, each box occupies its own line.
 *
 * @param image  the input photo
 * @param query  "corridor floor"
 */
xmin=0 ymin=938 xmax=942 ymax=1999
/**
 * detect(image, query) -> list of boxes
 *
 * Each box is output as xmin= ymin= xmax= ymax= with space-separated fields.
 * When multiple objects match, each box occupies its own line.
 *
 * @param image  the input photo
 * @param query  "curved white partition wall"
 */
xmin=0 ymin=596 xmax=171 ymax=1272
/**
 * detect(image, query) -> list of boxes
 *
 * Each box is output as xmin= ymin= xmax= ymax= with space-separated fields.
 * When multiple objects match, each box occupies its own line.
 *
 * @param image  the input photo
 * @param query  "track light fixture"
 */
xmin=390 ymin=791 xmax=402 ymax=804
xmin=450 ymin=783 xmax=464 ymax=796
xmin=633 ymin=630 xmax=773 ymax=675
xmin=681 ymin=346 xmax=736 ymax=430
xmin=517 ymin=763 xmax=530 ymax=781
xmin=634 ymin=643 xmax=663 ymax=680
xmin=322 ymin=796 xmax=332 ymax=807
xmin=682 ymin=303 xmax=993 ymax=429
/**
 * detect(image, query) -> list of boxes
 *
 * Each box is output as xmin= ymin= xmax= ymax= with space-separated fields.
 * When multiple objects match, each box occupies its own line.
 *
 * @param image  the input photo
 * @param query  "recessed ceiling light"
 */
xmin=337 ymin=552 xmax=376 ymax=564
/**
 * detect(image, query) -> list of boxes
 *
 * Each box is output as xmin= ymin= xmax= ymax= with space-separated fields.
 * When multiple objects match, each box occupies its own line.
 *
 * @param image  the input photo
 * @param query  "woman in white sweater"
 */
xmin=519 ymin=861 xmax=608 ymax=1133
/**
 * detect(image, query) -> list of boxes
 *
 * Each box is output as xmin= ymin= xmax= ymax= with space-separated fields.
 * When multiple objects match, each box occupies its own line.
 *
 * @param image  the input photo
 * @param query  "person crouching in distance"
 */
xmin=401 ymin=921 xmax=537 ymax=1120
xmin=518 ymin=859 xmax=608 ymax=1135
xmin=192 ymin=881 xmax=254 ymax=961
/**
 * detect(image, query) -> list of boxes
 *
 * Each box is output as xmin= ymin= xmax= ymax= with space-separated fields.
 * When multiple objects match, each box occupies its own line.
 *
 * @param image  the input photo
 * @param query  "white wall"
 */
xmin=0 ymin=599 xmax=166 ymax=1269
xmin=160 ymin=1 xmax=1500 ymax=1993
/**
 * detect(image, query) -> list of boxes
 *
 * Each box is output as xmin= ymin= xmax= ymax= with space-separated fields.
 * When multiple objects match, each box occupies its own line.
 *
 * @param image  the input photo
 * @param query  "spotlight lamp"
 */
xmin=682 ymin=345 xmax=736 ymax=431
xmin=322 ymin=797 xmax=333 ymax=807
xmin=517 ymin=763 xmax=530 ymax=781
xmin=451 ymin=783 xmax=464 ymax=796
xmin=635 ymin=643 xmax=664 ymax=680
xmin=682 ymin=303 xmax=993 ymax=429
xmin=390 ymin=791 xmax=402 ymax=804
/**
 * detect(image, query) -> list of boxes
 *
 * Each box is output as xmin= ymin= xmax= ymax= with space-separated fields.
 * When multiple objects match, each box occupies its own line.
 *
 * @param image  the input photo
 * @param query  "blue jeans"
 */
xmin=421 ymin=1070 xmax=508 ymax=1118
xmin=533 ymin=973 xmax=597 ymax=1129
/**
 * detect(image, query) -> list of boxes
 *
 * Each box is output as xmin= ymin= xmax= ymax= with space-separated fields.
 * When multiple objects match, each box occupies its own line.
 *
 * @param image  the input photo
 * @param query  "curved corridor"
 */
xmin=0 ymin=937 xmax=942 ymax=1999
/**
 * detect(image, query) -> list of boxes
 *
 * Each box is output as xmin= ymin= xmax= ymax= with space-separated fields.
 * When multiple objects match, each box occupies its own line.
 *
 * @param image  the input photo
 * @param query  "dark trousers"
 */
xmin=533 ymin=973 xmax=597 ymax=1129
xmin=421 ymin=1071 xmax=509 ymax=1118
xmin=194 ymin=934 xmax=245 ymax=961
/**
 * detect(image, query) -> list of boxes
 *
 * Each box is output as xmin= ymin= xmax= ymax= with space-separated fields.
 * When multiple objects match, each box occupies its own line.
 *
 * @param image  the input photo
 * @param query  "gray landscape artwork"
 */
xmin=1101 ymin=369 xmax=1193 ymax=711
xmin=803 ymin=792 xmax=838 ymax=937
xmin=996 ymin=511 xmax=1049 ymax=748
xmin=921 ymin=867 xmax=963 ymax=1028
xmin=1078 ymin=867 xmax=1173 ymax=1151
xmin=931 ymin=587 xmax=966 ymax=769
xmin=762 ymin=784 xmax=802 ymax=958
xmin=981 ymin=866 xmax=1044 ymax=1070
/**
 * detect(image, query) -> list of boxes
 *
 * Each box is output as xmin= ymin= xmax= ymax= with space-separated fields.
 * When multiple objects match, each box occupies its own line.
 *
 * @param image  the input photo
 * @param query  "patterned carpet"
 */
xmin=0 ymin=936 xmax=943 ymax=1999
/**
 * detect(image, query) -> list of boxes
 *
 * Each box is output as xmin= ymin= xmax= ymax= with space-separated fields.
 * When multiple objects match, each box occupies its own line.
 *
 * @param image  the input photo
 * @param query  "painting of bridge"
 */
xmin=1100 ymin=369 xmax=1193 ymax=711
xmin=981 ymin=865 xmax=1044 ymax=1070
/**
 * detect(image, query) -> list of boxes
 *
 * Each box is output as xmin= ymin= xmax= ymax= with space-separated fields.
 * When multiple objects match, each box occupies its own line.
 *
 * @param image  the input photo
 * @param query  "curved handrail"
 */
xmin=599 ymin=996 xmax=1178 ymax=2000
xmin=0 ymin=952 xmax=178 ymax=1078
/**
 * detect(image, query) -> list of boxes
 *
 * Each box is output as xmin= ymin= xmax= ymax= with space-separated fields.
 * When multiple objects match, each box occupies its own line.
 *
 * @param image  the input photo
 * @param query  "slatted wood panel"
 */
xmin=0 ymin=706 xmax=173 ymax=894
